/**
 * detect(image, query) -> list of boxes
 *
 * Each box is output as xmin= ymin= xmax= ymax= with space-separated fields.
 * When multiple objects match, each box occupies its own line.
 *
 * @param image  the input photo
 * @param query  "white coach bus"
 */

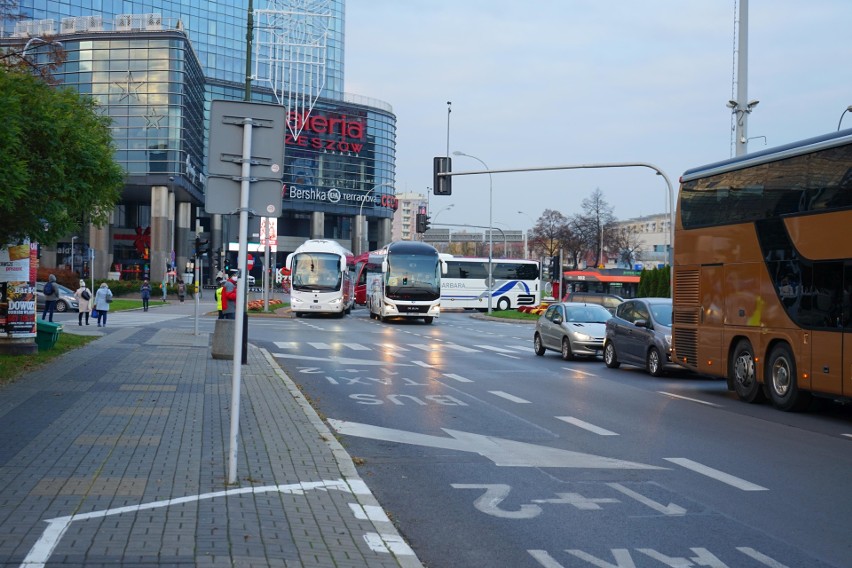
xmin=286 ymin=239 xmax=354 ymax=317
xmin=440 ymin=255 xmax=541 ymax=311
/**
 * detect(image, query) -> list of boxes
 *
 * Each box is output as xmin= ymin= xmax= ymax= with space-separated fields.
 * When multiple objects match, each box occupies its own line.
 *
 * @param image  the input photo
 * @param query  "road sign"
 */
xmin=206 ymin=101 xmax=286 ymax=216
xmin=247 ymin=254 xmax=254 ymax=270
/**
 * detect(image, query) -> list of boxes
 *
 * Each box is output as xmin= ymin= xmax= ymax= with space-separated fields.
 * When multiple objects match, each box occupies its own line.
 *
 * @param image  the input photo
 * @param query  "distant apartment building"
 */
xmin=392 ymin=192 xmax=427 ymax=242
xmin=610 ymin=212 xmax=671 ymax=269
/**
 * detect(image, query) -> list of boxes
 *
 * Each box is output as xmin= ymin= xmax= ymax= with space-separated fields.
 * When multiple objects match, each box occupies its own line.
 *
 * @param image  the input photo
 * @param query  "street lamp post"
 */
xmin=837 ymin=105 xmax=852 ymax=131
xmin=70 ymin=236 xmax=78 ymax=275
xmin=453 ymin=150 xmax=493 ymax=314
xmin=357 ymin=182 xmax=394 ymax=256
xmin=518 ymin=211 xmax=535 ymax=259
xmin=432 ymin=204 xmax=454 ymax=252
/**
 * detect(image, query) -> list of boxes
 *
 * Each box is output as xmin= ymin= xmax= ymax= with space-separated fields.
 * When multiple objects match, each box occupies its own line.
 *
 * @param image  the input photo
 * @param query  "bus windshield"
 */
xmin=291 ymin=253 xmax=342 ymax=292
xmin=385 ymin=254 xmax=440 ymax=300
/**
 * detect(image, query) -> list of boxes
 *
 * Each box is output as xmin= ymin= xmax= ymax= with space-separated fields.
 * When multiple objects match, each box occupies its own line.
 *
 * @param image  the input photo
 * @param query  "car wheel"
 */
xmin=730 ymin=339 xmax=764 ymax=403
xmin=55 ymin=300 xmax=68 ymax=313
xmin=766 ymin=343 xmax=811 ymax=411
xmin=561 ymin=337 xmax=574 ymax=361
xmin=533 ymin=333 xmax=546 ymax=356
xmin=496 ymin=297 xmax=510 ymax=311
xmin=647 ymin=347 xmax=664 ymax=377
xmin=604 ymin=341 xmax=620 ymax=368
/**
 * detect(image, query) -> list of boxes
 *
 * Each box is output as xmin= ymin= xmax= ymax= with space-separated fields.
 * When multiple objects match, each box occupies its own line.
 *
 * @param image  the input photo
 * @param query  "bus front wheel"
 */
xmin=730 ymin=339 xmax=764 ymax=403
xmin=423 ymin=316 xmax=433 ymax=324
xmin=766 ymin=343 xmax=811 ymax=412
xmin=496 ymin=297 xmax=510 ymax=311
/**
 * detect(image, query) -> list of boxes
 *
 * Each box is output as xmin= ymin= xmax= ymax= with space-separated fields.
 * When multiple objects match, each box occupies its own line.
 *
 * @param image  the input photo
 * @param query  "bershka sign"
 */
xmin=285 ymin=185 xmax=398 ymax=210
xmin=286 ymin=111 xmax=365 ymax=154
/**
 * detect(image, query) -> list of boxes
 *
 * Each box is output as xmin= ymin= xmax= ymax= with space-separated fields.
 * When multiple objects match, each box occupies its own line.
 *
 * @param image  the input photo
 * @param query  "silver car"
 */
xmin=534 ymin=302 xmax=612 ymax=360
xmin=36 ymin=282 xmax=79 ymax=313
xmin=603 ymin=297 xmax=676 ymax=377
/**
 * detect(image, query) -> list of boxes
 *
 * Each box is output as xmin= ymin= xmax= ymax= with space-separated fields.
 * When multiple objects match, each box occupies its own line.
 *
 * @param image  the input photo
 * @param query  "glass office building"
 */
xmin=5 ymin=1 xmax=396 ymax=283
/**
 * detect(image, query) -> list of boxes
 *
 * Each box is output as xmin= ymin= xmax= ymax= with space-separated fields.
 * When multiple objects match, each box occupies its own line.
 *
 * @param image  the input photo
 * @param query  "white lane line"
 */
xmin=308 ymin=342 xmax=332 ymax=349
xmin=665 ymin=458 xmax=768 ymax=491
xmin=561 ymin=367 xmax=597 ymax=377
xmin=736 ymin=547 xmax=791 ymax=568
xmin=380 ymin=343 xmax=408 ymax=351
xmin=841 ymin=433 xmax=852 ymax=439
xmin=489 ymin=391 xmax=531 ymax=404
xmin=443 ymin=373 xmax=473 ymax=383
xmin=475 ymin=345 xmax=516 ymax=353
xmin=273 ymin=341 xmax=299 ymax=349
xmin=412 ymin=360 xmax=433 ymax=368
xmin=346 ymin=343 xmax=371 ymax=351
xmin=349 ymin=503 xmax=389 ymax=522
xmin=658 ymin=391 xmax=722 ymax=407
xmin=556 ymin=416 xmax=619 ymax=436
xmin=443 ymin=343 xmax=481 ymax=353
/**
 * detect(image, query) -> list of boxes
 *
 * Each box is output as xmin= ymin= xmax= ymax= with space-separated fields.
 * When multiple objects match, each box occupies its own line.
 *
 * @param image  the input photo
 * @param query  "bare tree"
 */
xmin=608 ymin=225 xmax=643 ymax=268
xmin=574 ymin=188 xmax=616 ymax=267
xmin=528 ymin=209 xmax=570 ymax=259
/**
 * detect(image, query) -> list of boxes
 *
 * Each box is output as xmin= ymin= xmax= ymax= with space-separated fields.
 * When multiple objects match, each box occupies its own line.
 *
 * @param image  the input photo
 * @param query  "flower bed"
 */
xmin=518 ymin=303 xmax=550 ymax=316
xmin=247 ymin=298 xmax=285 ymax=312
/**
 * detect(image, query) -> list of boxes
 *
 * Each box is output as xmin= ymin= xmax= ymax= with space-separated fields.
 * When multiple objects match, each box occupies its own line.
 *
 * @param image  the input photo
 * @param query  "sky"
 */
xmin=343 ymin=0 xmax=852 ymax=232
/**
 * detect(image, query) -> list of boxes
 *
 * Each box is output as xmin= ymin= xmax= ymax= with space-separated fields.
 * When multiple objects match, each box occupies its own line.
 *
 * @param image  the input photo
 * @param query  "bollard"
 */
xmin=211 ymin=319 xmax=235 ymax=360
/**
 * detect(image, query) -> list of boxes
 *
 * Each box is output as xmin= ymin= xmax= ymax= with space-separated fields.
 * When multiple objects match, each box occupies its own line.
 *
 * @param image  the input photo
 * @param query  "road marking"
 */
xmin=273 ymin=341 xmax=299 ymax=349
xmin=328 ymin=419 xmax=663 ymax=469
xmin=363 ymin=533 xmax=416 ymax=556
xmin=665 ymin=457 xmax=768 ymax=491
xmin=412 ymin=360 xmax=433 ymax=368
xmin=555 ymin=416 xmax=618 ymax=436
xmin=443 ymin=343 xmax=481 ymax=353
xmin=443 ymin=373 xmax=473 ymax=383
xmin=658 ymin=391 xmax=722 ymax=407
xmin=736 ymin=547 xmax=792 ymax=568
xmin=308 ymin=342 xmax=332 ymax=349
xmin=561 ymin=367 xmax=597 ymax=377
xmin=273 ymin=353 xmax=412 ymax=366
xmin=841 ymin=433 xmax=852 ymax=439
xmin=349 ymin=503 xmax=388 ymax=522
xmin=20 ymin=480 xmax=375 ymax=568
xmin=489 ymin=391 xmax=530 ymax=403
xmin=475 ymin=344 xmax=517 ymax=353
xmin=607 ymin=483 xmax=687 ymax=515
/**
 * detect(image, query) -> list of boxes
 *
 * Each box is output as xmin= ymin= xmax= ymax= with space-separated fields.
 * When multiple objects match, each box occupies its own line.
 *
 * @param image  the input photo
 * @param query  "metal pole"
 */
xmin=228 ymin=117 xmax=253 ymax=485
xmin=263 ymin=239 xmax=270 ymax=311
xmin=70 ymin=236 xmax=77 ymax=275
xmin=735 ymin=0 xmax=749 ymax=156
xmin=194 ymin=256 xmax=200 ymax=336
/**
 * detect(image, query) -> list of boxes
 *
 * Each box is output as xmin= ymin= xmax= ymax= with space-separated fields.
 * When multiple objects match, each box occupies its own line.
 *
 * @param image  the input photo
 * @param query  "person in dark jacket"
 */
xmin=140 ymin=279 xmax=151 ymax=311
xmin=41 ymin=274 xmax=60 ymax=322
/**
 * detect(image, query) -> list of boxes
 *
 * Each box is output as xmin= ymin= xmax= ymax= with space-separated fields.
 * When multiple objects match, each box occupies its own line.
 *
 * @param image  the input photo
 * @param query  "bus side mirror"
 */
xmin=382 ymin=259 xmax=388 ymax=273
xmin=340 ymin=259 xmax=347 ymax=272
xmin=285 ymin=253 xmax=293 ymax=271
xmin=441 ymin=260 xmax=448 ymax=275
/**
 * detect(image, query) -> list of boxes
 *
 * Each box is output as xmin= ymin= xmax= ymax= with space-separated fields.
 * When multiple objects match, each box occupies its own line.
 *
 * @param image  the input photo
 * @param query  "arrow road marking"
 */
xmin=665 ymin=457 xmax=768 ymax=491
xmin=607 ymin=483 xmax=687 ymax=516
xmin=327 ymin=419 xmax=664 ymax=469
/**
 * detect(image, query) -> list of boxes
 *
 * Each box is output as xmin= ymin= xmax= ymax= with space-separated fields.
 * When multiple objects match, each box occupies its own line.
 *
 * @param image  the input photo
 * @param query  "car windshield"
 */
xmin=650 ymin=303 xmax=673 ymax=326
xmin=564 ymin=305 xmax=612 ymax=323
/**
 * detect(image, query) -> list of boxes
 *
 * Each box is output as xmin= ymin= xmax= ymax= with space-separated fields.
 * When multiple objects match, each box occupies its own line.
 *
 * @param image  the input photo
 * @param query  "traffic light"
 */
xmin=416 ymin=212 xmax=431 ymax=233
xmin=550 ymin=255 xmax=560 ymax=279
xmin=195 ymin=236 xmax=210 ymax=258
xmin=433 ymin=156 xmax=452 ymax=195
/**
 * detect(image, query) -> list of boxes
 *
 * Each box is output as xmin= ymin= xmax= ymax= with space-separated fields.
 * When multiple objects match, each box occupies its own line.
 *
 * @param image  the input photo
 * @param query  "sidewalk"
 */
xmin=0 ymin=298 xmax=422 ymax=567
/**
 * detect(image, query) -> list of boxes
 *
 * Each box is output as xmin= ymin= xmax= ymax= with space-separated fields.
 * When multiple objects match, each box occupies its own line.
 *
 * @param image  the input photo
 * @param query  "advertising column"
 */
xmin=0 ymin=241 xmax=38 ymax=353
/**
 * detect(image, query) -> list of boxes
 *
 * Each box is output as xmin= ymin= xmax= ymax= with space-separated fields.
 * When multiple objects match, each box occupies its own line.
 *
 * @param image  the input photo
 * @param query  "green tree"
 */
xmin=0 ymin=68 xmax=123 ymax=244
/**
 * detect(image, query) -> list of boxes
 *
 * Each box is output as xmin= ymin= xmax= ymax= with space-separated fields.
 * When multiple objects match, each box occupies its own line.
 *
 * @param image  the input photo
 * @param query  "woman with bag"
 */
xmin=73 ymin=279 xmax=92 ymax=326
xmin=93 ymin=282 xmax=114 ymax=327
xmin=140 ymin=279 xmax=152 ymax=311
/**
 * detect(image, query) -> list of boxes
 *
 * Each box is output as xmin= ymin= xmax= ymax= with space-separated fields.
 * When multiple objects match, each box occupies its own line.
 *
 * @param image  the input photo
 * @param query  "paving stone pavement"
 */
xmin=0 ymin=299 xmax=423 ymax=568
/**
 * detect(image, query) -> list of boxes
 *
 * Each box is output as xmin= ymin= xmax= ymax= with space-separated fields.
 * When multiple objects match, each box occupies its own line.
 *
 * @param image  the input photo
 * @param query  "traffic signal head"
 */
xmin=195 ymin=236 xmax=210 ymax=257
xmin=433 ymin=156 xmax=452 ymax=195
xmin=416 ymin=212 xmax=429 ymax=233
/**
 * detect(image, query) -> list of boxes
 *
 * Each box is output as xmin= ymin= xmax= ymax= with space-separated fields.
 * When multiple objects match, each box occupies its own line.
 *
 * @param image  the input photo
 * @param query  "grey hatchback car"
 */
xmin=603 ymin=297 xmax=675 ymax=376
xmin=534 ymin=302 xmax=612 ymax=360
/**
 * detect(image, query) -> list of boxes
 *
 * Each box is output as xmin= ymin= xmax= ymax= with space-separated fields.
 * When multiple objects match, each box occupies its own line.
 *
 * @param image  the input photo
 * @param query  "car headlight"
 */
xmin=573 ymin=333 xmax=592 ymax=341
xmin=665 ymin=334 xmax=672 ymax=347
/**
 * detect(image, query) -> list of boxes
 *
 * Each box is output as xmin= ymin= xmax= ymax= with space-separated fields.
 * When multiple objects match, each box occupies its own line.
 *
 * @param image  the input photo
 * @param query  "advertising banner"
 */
xmin=0 ymin=242 xmax=37 ymax=338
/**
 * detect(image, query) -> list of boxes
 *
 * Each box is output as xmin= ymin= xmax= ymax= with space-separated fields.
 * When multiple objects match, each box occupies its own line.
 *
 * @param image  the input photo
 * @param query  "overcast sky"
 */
xmin=343 ymin=0 xmax=852 ymax=231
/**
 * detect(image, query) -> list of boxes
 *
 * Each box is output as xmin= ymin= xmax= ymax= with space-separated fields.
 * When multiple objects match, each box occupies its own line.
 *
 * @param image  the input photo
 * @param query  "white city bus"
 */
xmin=286 ymin=239 xmax=354 ymax=317
xmin=367 ymin=241 xmax=446 ymax=324
xmin=440 ymin=255 xmax=540 ymax=311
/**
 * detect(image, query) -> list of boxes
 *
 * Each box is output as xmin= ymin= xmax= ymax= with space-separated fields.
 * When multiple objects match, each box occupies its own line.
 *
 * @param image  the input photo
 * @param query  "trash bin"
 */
xmin=36 ymin=320 xmax=63 ymax=351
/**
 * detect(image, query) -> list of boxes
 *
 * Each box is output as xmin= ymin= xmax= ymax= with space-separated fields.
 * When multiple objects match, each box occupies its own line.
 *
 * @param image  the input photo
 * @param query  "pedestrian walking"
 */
xmin=74 ymin=279 xmax=92 ymax=326
xmin=93 ymin=282 xmax=113 ymax=327
xmin=221 ymin=273 xmax=238 ymax=320
xmin=140 ymin=279 xmax=151 ymax=311
xmin=177 ymin=278 xmax=186 ymax=303
xmin=161 ymin=275 xmax=168 ymax=303
xmin=41 ymin=274 xmax=60 ymax=322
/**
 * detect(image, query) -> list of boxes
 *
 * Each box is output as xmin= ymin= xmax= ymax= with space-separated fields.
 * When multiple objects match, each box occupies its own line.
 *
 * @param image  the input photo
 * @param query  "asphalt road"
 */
xmin=259 ymin=307 xmax=852 ymax=568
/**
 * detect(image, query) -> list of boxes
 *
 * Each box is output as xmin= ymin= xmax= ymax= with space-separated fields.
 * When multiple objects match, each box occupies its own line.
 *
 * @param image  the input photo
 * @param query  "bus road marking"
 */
xmin=556 ymin=416 xmax=618 ymax=436
xmin=658 ymin=391 xmax=722 ymax=407
xmin=489 ymin=391 xmax=531 ymax=404
xmin=664 ymin=458 xmax=768 ymax=491
xmin=443 ymin=373 xmax=473 ymax=383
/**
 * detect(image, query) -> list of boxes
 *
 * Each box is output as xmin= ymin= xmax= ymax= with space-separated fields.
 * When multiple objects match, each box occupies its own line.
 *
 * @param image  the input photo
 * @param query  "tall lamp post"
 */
xmin=837 ymin=105 xmax=852 ymax=131
xmin=70 ymin=236 xmax=78 ymax=275
xmin=518 ymin=211 xmax=535 ymax=259
xmin=432 ymin=204 xmax=454 ymax=252
xmin=357 ymin=182 xmax=394 ymax=256
xmin=453 ymin=150 xmax=494 ymax=314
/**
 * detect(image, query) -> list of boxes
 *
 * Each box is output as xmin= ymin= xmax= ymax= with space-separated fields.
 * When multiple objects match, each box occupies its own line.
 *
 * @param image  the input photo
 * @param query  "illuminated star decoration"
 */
xmin=114 ymin=71 xmax=144 ymax=102
xmin=145 ymin=107 xmax=165 ymax=129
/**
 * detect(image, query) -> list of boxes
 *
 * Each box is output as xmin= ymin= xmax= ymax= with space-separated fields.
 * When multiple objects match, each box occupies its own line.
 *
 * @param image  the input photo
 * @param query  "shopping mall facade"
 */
xmin=4 ymin=1 xmax=396 ymax=285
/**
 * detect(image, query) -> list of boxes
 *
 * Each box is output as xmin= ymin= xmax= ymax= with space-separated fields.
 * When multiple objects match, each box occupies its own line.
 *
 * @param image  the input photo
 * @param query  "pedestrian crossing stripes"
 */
xmin=273 ymin=340 xmax=531 ymax=355
xmin=85 ymin=312 xmax=189 ymax=328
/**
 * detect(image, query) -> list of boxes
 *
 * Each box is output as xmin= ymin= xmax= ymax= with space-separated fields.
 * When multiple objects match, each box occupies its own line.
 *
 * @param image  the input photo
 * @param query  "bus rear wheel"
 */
xmin=730 ymin=339 xmax=764 ymax=403
xmin=766 ymin=343 xmax=811 ymax=412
